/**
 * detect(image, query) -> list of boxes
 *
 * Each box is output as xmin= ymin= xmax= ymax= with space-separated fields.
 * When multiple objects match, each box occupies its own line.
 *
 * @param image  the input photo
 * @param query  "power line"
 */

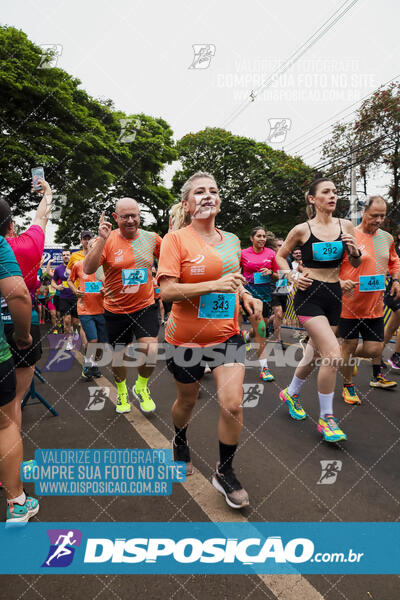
xmin=285 ymin=74 xmax=400 ymax=154
xmin=287 ymin=88 xmax=399 ymax=165
xmin=320 ymin=140 xmax=398 ymax=176
xmin=311 ymin=135 xmax=388 ymax=171
xmin=292 ymin=82 xmax=399 ymax=165
xmin=221 ymin=0 xmax=360 ymax=129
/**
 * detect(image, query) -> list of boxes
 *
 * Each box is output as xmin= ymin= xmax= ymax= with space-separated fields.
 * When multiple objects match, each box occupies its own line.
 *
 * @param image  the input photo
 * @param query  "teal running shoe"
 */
xmin=6 ymin=495 xmax=39 ymax=525
xmin=279 ymin=386 xmax=307 ymax=420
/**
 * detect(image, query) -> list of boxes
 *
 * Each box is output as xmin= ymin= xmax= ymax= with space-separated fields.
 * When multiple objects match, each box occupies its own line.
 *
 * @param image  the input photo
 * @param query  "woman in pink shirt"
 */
xmin=240 ymin=227 xmax=279 ymax=382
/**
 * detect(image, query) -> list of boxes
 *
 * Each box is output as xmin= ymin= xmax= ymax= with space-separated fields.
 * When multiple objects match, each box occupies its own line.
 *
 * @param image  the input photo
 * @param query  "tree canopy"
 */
xmin=320 ymin=83 xmax=400 ymax=228
xmin=173 ymin=128 xmax=313 ymax=241
xmin=0 ymin=26 xmax=177 ymax=243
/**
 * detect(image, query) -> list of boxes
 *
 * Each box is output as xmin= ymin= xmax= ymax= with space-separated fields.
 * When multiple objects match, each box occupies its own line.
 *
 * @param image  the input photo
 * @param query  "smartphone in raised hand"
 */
xmin=31 ymin=167 xmax=44 ymax=190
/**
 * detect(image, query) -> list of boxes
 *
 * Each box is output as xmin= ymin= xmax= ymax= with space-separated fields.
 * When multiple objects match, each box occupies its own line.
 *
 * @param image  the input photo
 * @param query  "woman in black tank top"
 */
xmin=275 ymin=178 xmax=361 ymax=444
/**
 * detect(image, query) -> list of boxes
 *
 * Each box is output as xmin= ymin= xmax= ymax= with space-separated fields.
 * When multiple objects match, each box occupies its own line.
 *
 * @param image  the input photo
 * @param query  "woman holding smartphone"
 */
xmin=276 ymin=178 xmax=361 ymax=442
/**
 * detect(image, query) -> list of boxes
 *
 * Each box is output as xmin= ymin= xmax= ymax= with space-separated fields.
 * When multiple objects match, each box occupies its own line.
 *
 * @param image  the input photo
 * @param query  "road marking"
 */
xmin=75 ymin=351 xmax=323 ymax=599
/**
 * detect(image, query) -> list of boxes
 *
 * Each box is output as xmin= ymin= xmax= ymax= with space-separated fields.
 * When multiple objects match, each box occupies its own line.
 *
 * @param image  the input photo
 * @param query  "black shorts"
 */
xmin=4 ymin=323 xmax=42 ymax=368
xmin=384 ymin=281 xmax=400 ymax=312
xmin=53 ymin=295 xmax=60 ymax=311
xmin=338 ymin=317 xmax=384 ymax=342
xmin=166 ymin=334 xmax=246 ymax=384
xmin=163 ymin=301 xmax=173 ymax=315
xmin=104 ymin=303 xmax=159 ymax=348
xmin=0 ymin=357 xmax=16 ymax=406
xmin=59 ymin=297 xmax=78 ymax=318
xmin=271 ymin=294 xmax=288 ymax=311
xmin=294 ymin=280 xmax=342 ymax=326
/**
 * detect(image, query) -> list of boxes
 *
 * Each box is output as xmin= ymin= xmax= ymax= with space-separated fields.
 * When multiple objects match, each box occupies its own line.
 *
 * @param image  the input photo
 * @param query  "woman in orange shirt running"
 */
xmin=158 ymin=172 xmax=261 ymax=509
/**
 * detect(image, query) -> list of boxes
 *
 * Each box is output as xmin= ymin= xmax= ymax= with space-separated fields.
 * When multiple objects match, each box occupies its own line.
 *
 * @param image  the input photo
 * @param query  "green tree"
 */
xmin=355 ymin=83 xmax=400 ymax=228
xmin=319 ymin=83 xmax=400 ymax=224
xmin=173 ymin=128 xmax=313 ymax=240
xmin=0 ymin=26 xmax=177 ymax=244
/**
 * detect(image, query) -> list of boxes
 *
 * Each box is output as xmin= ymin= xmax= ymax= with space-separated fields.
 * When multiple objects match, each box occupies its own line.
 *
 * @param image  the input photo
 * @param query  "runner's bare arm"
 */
xmin=84 ymin=212 xmax=111 ymax=274
xmin=66 ymin=276 xmax=84 ymax=297
xmin=159 ymin=273 xmax=245 ymax=302
xmin=341 ymin=220 xmax=362 ymax=267
xmin=276 ymin=224 xmax=305 ymax=275
xmin=32 ymin=178 xmax=53 ymax=232
xmin=51 ymin=278 xmax=63 ymax=292
xmin=1 ymin=275 xmax=32 ymax=348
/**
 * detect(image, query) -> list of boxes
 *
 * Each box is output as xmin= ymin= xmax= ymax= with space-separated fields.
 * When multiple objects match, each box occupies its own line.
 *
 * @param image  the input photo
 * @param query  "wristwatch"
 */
xmin=392 ymin=278 xmax=400 ymax=283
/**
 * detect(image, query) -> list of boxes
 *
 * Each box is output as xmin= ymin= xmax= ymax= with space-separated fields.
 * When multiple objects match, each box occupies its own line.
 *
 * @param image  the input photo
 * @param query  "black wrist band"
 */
xmin=350 ymin=249 xmax=362 ymax=258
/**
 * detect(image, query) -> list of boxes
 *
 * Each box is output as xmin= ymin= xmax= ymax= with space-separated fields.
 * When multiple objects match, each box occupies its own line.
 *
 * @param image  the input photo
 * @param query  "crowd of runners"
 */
xmin=0 ymin=172 xmax=400 ymax=521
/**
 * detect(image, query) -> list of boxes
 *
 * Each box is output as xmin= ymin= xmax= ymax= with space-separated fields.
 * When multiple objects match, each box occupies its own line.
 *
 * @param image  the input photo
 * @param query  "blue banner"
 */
xmin=21 ymin=449 xmax=185 ymax=496
xmin=42 ymin=248 xmax=79 ymax=266
xmin=1 ymin=522 xmax=399 ymax=574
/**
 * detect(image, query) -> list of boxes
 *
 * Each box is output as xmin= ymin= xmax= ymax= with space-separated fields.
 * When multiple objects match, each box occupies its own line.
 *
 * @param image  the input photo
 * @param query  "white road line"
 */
xmin=75 ymin=351 xmax=323 ymax=599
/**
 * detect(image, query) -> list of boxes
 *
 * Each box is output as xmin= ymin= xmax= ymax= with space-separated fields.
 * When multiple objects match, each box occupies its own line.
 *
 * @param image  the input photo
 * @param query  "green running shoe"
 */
xmin=116 ymin=391 xmax=131 ymax=414
xmin=133 ymin=385 xmax=156 ymax=413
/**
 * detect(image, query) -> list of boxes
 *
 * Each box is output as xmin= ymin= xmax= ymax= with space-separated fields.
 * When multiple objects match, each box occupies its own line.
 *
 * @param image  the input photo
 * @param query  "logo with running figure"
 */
xmin=317 ymin=460 xmax=342 ymax=485
xmin=42 ymin=529 xmax=82 ymax=567
xmin=86 ymin=387 xmax=110 ymax=410
xmin=266 ymin=118 xmax=291 ymax=143
xmin=242 ymin=383 xmax=264 ymax=408
xmin=188 ymin=44 xmax=216 ymax=69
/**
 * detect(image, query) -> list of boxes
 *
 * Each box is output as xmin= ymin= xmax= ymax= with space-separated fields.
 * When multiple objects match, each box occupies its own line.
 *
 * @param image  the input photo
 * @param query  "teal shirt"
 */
xmin=0 ymin=236 xmax=22 ymax=363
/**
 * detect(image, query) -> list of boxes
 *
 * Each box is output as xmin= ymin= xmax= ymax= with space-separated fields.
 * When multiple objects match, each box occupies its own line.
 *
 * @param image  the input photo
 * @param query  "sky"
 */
xmin=2 ymin=0 xmax=399 ymax=243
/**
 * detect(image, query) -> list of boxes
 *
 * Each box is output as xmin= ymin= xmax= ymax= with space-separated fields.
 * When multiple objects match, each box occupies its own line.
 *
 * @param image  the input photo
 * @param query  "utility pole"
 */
xmin=350 ymin=146 xmax=358 ymax=224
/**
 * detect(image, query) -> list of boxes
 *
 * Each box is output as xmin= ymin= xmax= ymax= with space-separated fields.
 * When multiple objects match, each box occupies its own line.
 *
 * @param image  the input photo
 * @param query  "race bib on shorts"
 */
xmin=254 ymin=272 xmax=270 ymax=284
xmin=359 ymin=274 xmax=385 ymax=292
xmin=122 ymin=268 xmax=147 ymax=286
xmin=84 ymin=281 xmax=103 ymax=294
xmin=198 ymin=293 xmax=235 ymax=319
xmin=312 ymin=241 xmax=343 ymax=261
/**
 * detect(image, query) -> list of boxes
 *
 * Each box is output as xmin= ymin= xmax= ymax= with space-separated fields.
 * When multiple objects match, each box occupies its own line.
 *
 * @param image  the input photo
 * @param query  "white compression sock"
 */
xmin=318 ymin=392 xmax=334 ymax=418
xmin=7 ymin=491 xmax=26 ymax=505
xmin=259 ymin=358 xmax=268 ymax=370
xmin=288 ymin=375 xmax=306 ymax=396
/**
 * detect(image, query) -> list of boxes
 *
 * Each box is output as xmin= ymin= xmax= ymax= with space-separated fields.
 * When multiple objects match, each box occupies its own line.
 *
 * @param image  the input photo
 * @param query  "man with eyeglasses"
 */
xmin=83 ymin=198 xmax=161 ymax=414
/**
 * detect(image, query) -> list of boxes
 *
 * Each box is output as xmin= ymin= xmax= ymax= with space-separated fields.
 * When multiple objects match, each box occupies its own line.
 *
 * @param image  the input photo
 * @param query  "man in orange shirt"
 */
xmin=339 ymin=196 xmax=400 ymax=403
xmin=83 ymin=198 xmax=161 ymax=414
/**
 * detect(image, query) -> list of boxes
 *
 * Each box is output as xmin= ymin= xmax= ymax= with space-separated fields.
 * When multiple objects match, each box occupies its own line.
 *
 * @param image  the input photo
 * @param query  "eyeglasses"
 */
xmin=116 ymin=213 xmax=139 ymax=221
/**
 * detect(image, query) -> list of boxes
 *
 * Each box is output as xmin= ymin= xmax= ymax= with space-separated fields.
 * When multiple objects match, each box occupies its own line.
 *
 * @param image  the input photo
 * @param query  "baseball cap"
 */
xmin=80 ymin=230 xmax=94 ymax=240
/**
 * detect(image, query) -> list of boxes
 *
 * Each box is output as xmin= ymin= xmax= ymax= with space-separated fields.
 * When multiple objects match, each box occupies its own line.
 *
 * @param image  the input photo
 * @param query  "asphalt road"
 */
xmin=1 ymin=324 xmax=399 ymax=600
